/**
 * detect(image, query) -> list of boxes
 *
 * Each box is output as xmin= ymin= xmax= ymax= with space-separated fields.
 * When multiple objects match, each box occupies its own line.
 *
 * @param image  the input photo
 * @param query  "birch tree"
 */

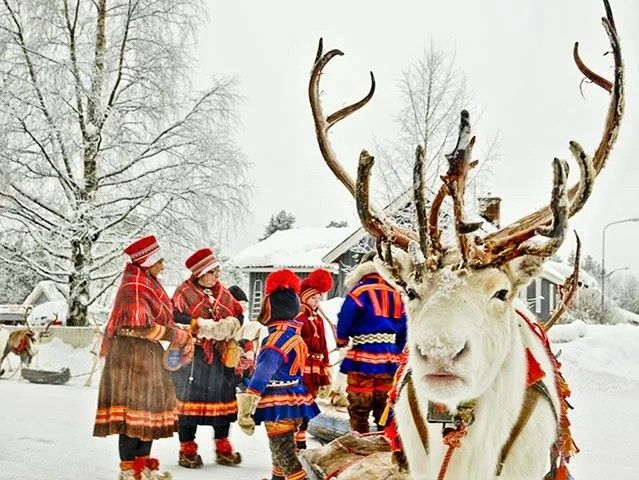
xmin=0 ymin=0 xmax=250 ymax=325
xmin=376 ymin=42 xmax=498 ymax=206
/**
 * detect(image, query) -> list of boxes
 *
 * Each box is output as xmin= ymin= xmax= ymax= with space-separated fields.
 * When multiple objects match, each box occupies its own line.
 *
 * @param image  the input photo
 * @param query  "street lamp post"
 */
xmin=601 ymin=217 xmax=639 ymax=318
xmin=605 ymin=266 xmax=629 ymax=279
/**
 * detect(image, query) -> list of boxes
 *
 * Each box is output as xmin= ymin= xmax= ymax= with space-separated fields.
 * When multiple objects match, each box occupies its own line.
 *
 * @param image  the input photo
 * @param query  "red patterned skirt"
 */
xmin=94 ymin=336 xmax=178 ymax=440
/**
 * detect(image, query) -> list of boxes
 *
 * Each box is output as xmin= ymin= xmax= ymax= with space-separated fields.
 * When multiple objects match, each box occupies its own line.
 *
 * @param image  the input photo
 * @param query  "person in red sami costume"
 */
xmin=295 ymin=268 xmax=333 ymax=449
xmin=171 ymin=247 xmax=244 ymax=468
xmin=94 ymin=235 xmax=193 ymax=480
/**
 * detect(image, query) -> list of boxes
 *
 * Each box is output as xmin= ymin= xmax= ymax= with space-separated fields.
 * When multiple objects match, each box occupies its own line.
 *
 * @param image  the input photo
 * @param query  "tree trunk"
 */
xmin=67 ymin=237 xmax=91 ymax=326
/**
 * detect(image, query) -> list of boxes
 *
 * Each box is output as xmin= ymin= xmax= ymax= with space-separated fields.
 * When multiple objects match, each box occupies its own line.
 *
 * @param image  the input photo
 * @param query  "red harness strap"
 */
xmin=15 ymin=332 xmax=33 ymax=354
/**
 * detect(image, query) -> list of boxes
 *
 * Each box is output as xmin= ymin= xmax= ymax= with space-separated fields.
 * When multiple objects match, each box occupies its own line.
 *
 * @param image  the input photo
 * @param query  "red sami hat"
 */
xmin=258 ymin=269 xmax=301 ymax=325
xmin=185 ymin=247 xmax=220 ymax=278
xmin=124 ymin=235 xmax=162 ymax=268
xmin=300 ymin=269 xmax=333 ymax=304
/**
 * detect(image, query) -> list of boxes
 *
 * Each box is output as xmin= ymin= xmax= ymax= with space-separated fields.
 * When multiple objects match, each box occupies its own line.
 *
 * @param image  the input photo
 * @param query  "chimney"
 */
xmin=478 ymin=196 xmax=501 ymax=228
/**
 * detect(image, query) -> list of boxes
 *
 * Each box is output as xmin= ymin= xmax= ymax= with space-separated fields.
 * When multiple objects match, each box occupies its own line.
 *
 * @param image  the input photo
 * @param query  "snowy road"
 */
xmin=1 ymin=324 xmax=638 ymax=479
xmin=0 ymin=382 xmax=274 ymax=480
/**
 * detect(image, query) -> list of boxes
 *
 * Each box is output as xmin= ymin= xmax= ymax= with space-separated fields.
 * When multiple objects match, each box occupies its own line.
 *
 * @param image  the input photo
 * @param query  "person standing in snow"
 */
xmin=94 ymin=235 xmax=193 ymax=480
xmin=171 ymin=248 xmax=244 ymax=468
xmin=236 ymin=269 xmax=320 ymax=480
xmin=336 ymin=251 xmax=407 ymax=434
xmin=295 ymin=268 xmax=333 ymax=449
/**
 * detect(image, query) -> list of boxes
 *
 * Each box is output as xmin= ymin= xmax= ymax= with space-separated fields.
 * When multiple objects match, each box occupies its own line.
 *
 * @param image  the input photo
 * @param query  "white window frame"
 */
xmin=535 ymin=278 xmax=543 ymax=314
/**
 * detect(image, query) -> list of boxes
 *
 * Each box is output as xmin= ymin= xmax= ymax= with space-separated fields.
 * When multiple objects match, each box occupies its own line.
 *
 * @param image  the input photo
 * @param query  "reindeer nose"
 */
xmin=416 ymin=339 xmax=469 ymax=363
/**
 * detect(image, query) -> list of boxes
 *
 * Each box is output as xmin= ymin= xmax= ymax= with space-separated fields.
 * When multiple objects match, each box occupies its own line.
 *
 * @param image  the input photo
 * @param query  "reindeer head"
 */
xmin=19 ymin=315 xmax=56 ymax=363
xmin=309 ymin=0 xmax=623 ymax=405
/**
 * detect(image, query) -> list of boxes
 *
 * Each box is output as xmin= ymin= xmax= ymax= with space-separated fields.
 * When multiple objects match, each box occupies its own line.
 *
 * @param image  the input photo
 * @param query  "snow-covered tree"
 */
xmin=0 ymin=1 xmax=250 ymax=325
xmin=260 ymin=210 xmax=295 ymax=240
xmin=581 ymin=254 xmax=603 ymax=283
xmin=375 ymin=41 xmax=499 ymax=205
xmin=614 ymin=273 xmax=639 ymax=314
xmin=0 ymin=231 xmax=42 ymax=303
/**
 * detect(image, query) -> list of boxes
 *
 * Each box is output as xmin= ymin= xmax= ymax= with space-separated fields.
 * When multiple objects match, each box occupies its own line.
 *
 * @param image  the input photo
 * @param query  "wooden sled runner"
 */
xmin=21 ymin=367 xmax=71 ymax=385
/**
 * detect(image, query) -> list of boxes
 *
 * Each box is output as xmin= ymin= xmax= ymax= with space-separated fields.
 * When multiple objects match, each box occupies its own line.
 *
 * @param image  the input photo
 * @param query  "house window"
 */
xmin=548 ymin=284 xmax=555 ymax=312
xmin=535 ymin=278 xmax=542 ymax=314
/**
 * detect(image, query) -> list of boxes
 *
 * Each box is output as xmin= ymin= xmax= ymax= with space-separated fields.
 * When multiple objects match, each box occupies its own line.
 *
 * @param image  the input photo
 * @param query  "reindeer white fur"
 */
xmin=378 ymin=254 xmax=559 ymax=480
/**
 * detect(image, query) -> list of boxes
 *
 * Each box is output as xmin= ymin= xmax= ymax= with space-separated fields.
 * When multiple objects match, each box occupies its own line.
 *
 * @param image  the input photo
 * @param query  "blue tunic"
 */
xmin=337 ymin=273 xmax=407 ymax=376
xmin=246 ymin=320 xmax=320 ymax=424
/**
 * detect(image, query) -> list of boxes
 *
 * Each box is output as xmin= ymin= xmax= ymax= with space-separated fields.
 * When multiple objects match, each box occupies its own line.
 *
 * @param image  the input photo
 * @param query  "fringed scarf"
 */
xmin=172 ymin=279 xmax=243 ymax=364
xmin=101 ymin=263 xmax=174 ymax=356
xmin=518 ymin=310 xmax=579 ymax=479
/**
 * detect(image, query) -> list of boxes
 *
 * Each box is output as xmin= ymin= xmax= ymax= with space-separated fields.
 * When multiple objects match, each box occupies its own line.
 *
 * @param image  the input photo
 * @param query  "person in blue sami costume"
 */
xmin=336 ymin=251 xmax=407 ymax=433
xmin=236 ymin=269 xmax=319 ymax=480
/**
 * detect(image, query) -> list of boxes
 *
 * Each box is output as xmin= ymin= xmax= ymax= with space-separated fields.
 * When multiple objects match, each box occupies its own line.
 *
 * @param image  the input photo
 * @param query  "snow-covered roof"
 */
xmin=23 ymin=281 xmax=66 ymax=305
xmin=232 ymin=227 xmax=349 ymax=270
xmin=542 ymin=260 xmax=597 ymax=288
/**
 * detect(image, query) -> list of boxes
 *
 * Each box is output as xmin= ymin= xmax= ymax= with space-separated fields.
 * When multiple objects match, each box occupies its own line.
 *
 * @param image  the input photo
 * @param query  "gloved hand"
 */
xmin=236 ymin=392 xmax=260 ymax=436
xmin=197 ymin=317 xmax=241 ymax=341
xmin=214 ymin=316 xmax=241 ymax=341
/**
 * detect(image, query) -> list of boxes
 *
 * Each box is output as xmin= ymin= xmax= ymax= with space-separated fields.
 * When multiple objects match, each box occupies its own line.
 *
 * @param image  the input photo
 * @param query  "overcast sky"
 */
xmin=195 ymin=0 xmax=639 ymax=276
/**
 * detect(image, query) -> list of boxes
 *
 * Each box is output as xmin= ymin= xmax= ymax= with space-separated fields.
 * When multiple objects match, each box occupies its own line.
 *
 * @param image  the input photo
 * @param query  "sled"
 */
xmin=307 ymin=402 xmax=351 ymax=443
xmin=301 ymin=432 xmax=408 ymax=480
xmin=21 ymin=366 xmax=71 ymax=385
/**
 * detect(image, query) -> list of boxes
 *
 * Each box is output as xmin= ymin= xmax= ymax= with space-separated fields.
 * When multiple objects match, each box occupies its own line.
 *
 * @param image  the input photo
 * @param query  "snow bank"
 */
xmin=30 ymin=337 xmax=97 ymax=385
xmin=614 ymin=306 xmax=639 ymax=325
xmin=559 ymin=323 xmax=639 ymax=389
xmin=548 ymin=320 xmax=588 ymax=343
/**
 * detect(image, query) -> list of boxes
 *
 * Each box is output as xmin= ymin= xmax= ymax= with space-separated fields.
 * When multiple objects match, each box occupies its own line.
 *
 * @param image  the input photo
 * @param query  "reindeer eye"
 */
xmin=406 ymin=288 xmax=419 ymax=301
xmin=492 ymin=289 xmax=509 ymax=301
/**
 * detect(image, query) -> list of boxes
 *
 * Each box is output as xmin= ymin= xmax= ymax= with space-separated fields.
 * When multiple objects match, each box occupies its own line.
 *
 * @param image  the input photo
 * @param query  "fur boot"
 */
xmin=178 ymin=441 xmax=202 ymax=469
xmin=215 ymin=437 xmax=242 ymax=466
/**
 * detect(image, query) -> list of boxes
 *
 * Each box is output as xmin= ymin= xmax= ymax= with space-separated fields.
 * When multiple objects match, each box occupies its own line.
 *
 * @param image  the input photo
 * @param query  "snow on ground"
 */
xmin=0 ymin=323 xmax=638 ymax=479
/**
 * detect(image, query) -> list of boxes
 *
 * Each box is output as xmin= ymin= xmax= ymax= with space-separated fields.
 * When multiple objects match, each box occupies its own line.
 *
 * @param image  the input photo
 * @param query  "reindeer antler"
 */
xmin=544 ymin=232 xmax=582 ymax=331
xmin=39 ymin=315 xmax=57 ymax=338
xmin=477 ymin=0 xmax=624 ymax=266
xmin=310 ymin=0 xmax=623 ymax=275
xmin=309 ymin=38 xmax=418 ymax=256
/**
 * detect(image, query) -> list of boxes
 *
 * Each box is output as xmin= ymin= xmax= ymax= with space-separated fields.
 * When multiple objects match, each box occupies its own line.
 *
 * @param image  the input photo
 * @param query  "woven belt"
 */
xmin=266 ymin=379 xmax=300 ymax=388
xmin=352 ymin=333 xmax=397 ymax=346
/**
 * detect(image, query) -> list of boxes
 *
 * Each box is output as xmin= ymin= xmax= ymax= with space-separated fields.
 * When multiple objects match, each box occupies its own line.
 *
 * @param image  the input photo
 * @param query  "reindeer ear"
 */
xmin=373 ymin=248 xmax=414 ymax=290
xmin=505 ymin=255 xmax=544 ymax=292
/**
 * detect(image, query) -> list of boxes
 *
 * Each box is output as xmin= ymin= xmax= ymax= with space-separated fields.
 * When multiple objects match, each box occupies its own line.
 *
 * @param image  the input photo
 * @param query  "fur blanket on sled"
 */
xmin=301 ymin=433 xmax=408 ymax=480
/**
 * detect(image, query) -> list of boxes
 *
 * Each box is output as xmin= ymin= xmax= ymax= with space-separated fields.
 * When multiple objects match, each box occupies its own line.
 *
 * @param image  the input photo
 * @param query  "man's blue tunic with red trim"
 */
xmin=246 ymin=319 xmax=320 ymax=424
xmin=337 ymin=273 xmax=407 ymax=376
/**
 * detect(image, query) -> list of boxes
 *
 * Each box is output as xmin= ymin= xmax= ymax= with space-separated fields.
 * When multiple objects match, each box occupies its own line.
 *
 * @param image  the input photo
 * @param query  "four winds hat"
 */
xmin=124 ymin=235 xmax=162 ymax=268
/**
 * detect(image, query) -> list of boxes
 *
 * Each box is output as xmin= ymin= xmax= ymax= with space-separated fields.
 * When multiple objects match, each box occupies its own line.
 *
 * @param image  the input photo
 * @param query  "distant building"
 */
xmin=521 ymin=260 xmax=596 ymax=321
xmin=231 ymin=227 xmax=348 ymax=320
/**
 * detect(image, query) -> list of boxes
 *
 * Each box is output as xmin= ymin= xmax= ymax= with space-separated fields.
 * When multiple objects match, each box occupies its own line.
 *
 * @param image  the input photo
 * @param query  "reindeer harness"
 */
xmin=15 ymin=331 xmax=34 ymax=354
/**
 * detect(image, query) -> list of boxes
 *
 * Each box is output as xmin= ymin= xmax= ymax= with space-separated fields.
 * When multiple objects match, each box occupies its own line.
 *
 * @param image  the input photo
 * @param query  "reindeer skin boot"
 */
xmin=215 ymin=437 xmax=242 ymax=466
xmin=178 ymin=441 xmax=203 ymax=468
xmin=141 ymin=458 xmax=172 ymax=480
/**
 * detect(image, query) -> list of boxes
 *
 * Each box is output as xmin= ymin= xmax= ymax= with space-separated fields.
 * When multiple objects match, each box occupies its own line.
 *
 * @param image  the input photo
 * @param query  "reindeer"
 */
xmin=308 ymin=1 xmax=623 ymax=479
xmin=0 ymin=317 xmax=56 ymax=376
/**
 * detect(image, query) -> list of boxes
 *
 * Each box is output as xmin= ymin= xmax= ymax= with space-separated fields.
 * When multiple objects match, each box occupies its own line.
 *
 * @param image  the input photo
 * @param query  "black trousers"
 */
xmin=178 ymin=423 xmax=230 ymax=442
xmin=118 ymin=434 xmax=152 ymax=461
